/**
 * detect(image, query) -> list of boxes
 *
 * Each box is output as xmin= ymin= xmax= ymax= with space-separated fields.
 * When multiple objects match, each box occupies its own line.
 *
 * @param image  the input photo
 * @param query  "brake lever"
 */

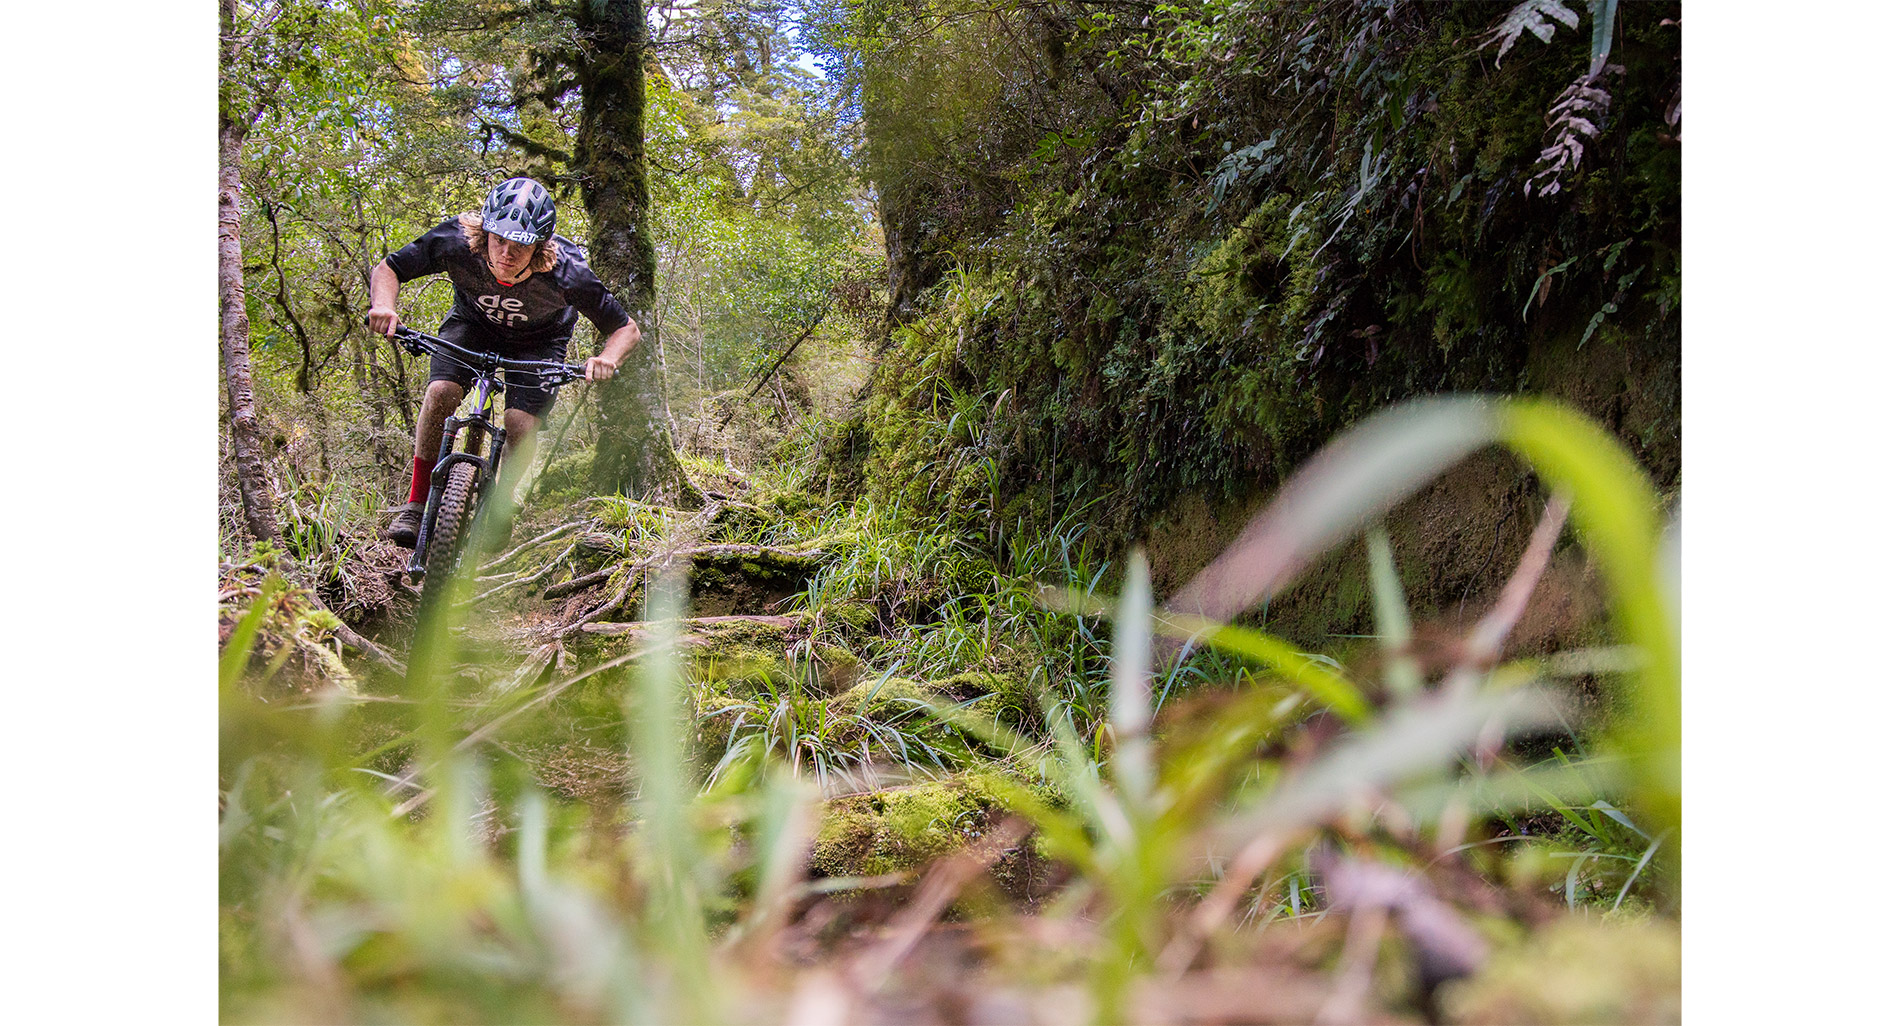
xmin=391 ymin=328 xmax=429 ymax=356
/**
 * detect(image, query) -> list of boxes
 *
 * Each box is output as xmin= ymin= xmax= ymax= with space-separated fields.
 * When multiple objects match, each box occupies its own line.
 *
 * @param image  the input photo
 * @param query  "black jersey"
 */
xmin=383 ymin=218 xmax=632 ymax=344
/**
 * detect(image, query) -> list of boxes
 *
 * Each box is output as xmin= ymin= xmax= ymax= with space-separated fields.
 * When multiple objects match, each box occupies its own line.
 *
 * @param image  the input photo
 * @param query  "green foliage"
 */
xmin=222 ymin=389 xmax=1677 ymax=1020
xmin=221 ymin=0 xmax=1682 ymax=1016
xmin=839 ymin=0 xmax=1681 ymax=558
xmin=226 ymin=0 xmax=875 ymax=533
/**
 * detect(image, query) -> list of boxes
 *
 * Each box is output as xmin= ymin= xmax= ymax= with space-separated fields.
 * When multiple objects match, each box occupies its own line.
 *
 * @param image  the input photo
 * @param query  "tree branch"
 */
xmin=475 ymin=117 xmax=575 ymax=165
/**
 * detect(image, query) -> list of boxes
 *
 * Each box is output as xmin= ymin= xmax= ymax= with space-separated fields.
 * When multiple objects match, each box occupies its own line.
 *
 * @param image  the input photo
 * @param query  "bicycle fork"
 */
xmin=406 ymin=378 xmax=509 ymax=579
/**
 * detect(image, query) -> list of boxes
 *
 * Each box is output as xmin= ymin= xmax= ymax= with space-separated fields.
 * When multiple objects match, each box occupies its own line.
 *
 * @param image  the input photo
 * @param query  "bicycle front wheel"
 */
xmin=420 ymin=460 xmax=480 ymax=605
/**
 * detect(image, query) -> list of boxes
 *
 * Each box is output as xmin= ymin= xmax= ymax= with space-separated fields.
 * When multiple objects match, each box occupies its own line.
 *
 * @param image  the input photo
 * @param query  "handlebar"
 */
xmin=378 ymin=322 xmax=589 ymax=387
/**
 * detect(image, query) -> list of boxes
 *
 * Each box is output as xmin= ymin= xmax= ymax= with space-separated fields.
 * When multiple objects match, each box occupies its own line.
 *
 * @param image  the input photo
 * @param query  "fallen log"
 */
xmin=543 ymin=546 xmax=831 ymax=601
xmin=579 ymin=614 xmax=799 ymax=638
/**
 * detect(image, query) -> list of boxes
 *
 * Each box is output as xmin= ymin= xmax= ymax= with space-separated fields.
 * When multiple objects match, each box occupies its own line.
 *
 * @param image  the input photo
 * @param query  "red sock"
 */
xmin=407 ymin=457 xmax=431 ymax=504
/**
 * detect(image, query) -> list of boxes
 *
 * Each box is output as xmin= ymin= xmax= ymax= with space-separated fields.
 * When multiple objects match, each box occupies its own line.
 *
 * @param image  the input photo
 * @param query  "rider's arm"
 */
xmin=585 ymin=321 xmax=641 ymax=381
xmin=367 ymin=259 xmax=403 ymax=336
xmin=371 ymin=219 xmax=464 ymax=336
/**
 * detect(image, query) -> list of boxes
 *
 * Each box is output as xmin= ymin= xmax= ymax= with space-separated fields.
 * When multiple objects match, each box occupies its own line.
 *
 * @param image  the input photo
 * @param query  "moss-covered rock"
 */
xmin=809 ymin=775 xmax=1006 ymax=877
xmin=707 ymin=500 xmax=771 ymax=542
xmin=1442 ymin=916 xmax=1680 ymax=1025
xmin=764 ymin=488 xmax=822 ymax=517
xmin=818 ymin=599 xmax=880 ymax=640
xmin=689 ymin=544 xmax=826 ymax=617
xmin=830 ymin=675 xmax=935 ymax=719
xmin=693 ymin=644 xmax=788 ymax=692
xmin=802 ymin=641 xmax=862 ymax=695
xmin=931 ymin=670 xmax=1041 ymax=737
xmin=694 ymin=614 xmax=799 ymax=651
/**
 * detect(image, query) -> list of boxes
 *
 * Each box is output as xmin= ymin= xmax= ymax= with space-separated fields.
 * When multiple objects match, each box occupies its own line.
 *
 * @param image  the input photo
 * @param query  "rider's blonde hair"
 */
xmin=457 ymin=213 xmax=557 ymax=274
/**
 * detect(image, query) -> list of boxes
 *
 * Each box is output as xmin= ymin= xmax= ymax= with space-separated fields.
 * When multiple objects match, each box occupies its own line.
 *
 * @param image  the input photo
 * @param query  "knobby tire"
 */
xmin=420 ymin=461 xmax=480 ymax=609
xmin=409 ymin=461 xmax=481 ymax=687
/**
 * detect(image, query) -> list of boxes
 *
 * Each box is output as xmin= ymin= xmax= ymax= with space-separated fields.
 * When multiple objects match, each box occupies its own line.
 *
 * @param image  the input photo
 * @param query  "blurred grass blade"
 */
xmin=1047 ymin=692 xmax=1135 ymax=850
xmin=629 ymin=565 xmax=715 ymax=1017
xmin=1110 ymin=550 xmax=1155 ymax=807
xmin=1589 ymin=800 xmax=1649 ymax=841
xmin=1167 ymin=397 xmax=1498 ymax=623
xmin=1041 ymin=583 xmax=1371 ymax=724
xmin=518 ymin=787 xmax=548 ymax=896
xmin=220 ymin=573 xmax=284 ymax=692
xmin=1365 ymin=526 xmax=1422 ymax=699
xmin=1657 ymin=515 xmax=1680 ymax=646
xmin=1219 ymin=687 xmax=1566 ymax=849
xmin=737 ymin=767 xmax=818 ymax=944
xmin=1499 ymin=399 xmax=1677 ymax=834
xmin=1614 ymin=831 xmax=1666 ymax=911
xmin=1159 ymin=610 xmax=1371 ymax=724
xmin=1387 ymin=757 xmax=1630 ymax=822
xmin=1462 ymin=493 xmax=1571 ymax=668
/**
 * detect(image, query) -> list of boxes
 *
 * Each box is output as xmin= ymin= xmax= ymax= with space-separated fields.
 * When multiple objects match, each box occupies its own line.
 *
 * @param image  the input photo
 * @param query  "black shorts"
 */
xmin=427 ymin=314 xmax=571 ymax=418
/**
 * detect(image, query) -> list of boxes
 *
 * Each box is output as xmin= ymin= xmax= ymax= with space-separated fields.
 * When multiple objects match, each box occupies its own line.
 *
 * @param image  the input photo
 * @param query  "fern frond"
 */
xmin=1485 ymin=0 xmax=1580 ymax=65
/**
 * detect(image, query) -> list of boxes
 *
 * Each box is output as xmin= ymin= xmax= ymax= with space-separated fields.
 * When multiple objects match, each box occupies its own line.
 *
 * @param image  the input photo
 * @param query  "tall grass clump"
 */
xmin=221 ymin=394 xmax=1676 ymax=1024
xmin=922 ymin=394 xmax=1677 ymax=1020
xmin=220 ymin=501 xmax=820 ymax=1021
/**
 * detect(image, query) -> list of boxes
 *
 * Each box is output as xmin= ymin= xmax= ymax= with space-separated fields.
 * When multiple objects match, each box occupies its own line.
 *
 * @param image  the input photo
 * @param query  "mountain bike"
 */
xmin=387 ymin=324 xmax=586 ymax=604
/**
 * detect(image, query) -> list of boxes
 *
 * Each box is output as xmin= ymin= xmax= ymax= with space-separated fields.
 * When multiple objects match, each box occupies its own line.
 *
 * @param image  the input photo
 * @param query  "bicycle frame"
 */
xmin=389 ymin=325 xmax=585 ymax=580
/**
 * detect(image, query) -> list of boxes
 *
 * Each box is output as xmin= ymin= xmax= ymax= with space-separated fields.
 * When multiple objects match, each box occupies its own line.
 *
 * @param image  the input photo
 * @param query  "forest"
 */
xmin=217 ymin=0 xmax=1682 ymax=1022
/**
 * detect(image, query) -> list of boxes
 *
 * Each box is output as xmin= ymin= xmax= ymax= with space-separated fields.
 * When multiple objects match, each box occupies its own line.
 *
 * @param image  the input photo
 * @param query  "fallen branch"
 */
xmin=543 ymin=565 xmax=615 ymax=599
xmin=1458 ymin=493 xmax=1572 ymax=669
xmin=321 ymin=603 xmax=403 ymax=673
xmin=543 ymin=501 xmax=726 ymax=639
xmin=688 ymin=543 xmax=832 ymax=564
xmin=553 ymin=566 xmax=647 ymax=639
xmin=579 ymin=614 xmax=799 ymax=638
xmin=479 ymin=519 xmax=587 ymax=573
xmin=460 ymin=542 xmax=578 ymax=607
xmin=542 ymin=541 xmax=827 ymax=604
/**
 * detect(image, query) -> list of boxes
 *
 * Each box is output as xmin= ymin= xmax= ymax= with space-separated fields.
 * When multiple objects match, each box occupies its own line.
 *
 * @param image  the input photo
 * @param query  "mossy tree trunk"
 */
xmin=573 ymin=0 xmax=701 ymax=507
xmin=219 ymin=0 xmax=284 ymax=545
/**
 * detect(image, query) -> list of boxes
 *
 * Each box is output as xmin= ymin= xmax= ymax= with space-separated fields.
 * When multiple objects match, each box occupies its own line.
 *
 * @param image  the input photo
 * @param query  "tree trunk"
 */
xmin=573 ymin=0 xmax=702 ymax=506
xmin=220 ymin=0 xmax=280 ymax=545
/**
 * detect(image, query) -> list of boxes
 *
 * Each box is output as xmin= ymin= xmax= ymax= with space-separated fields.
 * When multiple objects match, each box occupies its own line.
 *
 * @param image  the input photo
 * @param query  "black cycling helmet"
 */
xmin=481 ymin=177 xmax=556 ymax=245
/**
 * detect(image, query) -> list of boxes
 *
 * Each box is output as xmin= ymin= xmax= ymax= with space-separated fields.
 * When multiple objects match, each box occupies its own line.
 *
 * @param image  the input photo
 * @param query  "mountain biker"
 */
xmin=366 ymin=177 xmax=640 ymax=547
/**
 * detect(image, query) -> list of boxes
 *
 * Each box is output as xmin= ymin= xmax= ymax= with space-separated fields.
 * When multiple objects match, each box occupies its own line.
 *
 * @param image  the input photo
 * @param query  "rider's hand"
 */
xmin=583 ymin=356 xmax=621 ymax=381
xmin=367 ymin=305 xmax=401 ymax=337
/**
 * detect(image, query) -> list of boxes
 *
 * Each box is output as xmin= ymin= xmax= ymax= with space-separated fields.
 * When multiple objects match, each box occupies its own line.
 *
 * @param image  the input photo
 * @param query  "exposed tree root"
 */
xmin=461 ymin=542 xmax=579 ymax=607
xmin=268 ymin=552 xmax=406 ymax=675
xmin=542 ymin=500 xmax=728 ymax=639
xmin=543 ymin=565 xmax=615 ymax=599
xmin=578 ymin=614 xmax=799 ymax=638
xmin=478 ymin=519 xmax=588 ymax=573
